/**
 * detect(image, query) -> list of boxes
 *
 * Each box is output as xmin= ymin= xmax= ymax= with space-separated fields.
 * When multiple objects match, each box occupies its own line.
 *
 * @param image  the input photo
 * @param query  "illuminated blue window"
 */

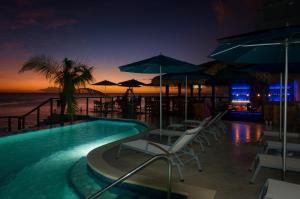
xmin=231 ymin=84 xmax=250 ymax=103
xmin=268 ymin=81 xmax=295 ymax=102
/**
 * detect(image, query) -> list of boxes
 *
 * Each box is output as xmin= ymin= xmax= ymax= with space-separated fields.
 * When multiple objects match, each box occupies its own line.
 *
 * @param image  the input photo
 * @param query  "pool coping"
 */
xmin=0 ymin=116 xmax=148 ymax=138
xmin=87 ymin=129 xmax=216 ymax=199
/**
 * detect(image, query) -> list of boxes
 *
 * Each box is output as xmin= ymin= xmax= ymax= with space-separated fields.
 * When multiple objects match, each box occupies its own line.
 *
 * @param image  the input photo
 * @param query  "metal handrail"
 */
xmin=87 ymin=155 xmax=172 ymax=199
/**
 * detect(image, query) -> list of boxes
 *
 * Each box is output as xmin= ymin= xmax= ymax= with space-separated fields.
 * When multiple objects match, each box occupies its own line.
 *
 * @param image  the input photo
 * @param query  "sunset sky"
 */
xmin=0 ymin=0 xmax=259 ymax=93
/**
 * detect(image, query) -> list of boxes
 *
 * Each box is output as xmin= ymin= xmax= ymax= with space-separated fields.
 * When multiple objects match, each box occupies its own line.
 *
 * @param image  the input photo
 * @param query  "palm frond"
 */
xmin=19 ymin=55 xmax=59 ymax=80
xmin=73 ymin=65 xmax=94 ymax=87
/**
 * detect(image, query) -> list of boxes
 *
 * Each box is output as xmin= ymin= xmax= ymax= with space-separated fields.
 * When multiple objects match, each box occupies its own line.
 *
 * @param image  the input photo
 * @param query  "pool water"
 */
xmin=0 ymin=120 xmax=146 ymax=199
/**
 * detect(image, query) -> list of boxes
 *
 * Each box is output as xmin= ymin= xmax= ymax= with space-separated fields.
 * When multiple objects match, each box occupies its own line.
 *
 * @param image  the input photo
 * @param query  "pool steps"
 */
xmin=68 ymin=158 xmax=150 ymax=199
xmin=68 ymin=158 xmax=178 ymax=199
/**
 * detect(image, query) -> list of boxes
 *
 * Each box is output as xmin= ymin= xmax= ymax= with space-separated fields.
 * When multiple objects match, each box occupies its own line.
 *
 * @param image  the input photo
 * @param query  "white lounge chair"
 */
xmin=148 ymin=116 xmax=211 ymax=146
xmin=264 ymin=140 xmax=300 ymax=154
xmin=258 ymin=178 xmax=300 ymax=199
xmin=117 ymin=125 xmax=204 ymax=181
xmin=259 ymin=130 xmax=300 ymax=142
xmin=249 ymin=154 xmax=300 ymax=183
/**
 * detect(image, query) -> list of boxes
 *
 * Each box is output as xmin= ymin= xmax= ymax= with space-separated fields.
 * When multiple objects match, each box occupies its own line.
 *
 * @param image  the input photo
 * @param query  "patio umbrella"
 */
xmin=152 ymin=70 xmax=212 ymax=121
xmin=118 ymin=79 xmax=146 ymax=88
xmin=118 ymin=79 xmax=146 ymax=94
xmin=209 ymin=25 xmax=300 ymax=179
xmin=92 ymin=80 xmax=117 ymax=94
xmin=92 ymin=80 xmax=117 ymax=104
xmin=119 ymin=54 xmax=200 ymax=132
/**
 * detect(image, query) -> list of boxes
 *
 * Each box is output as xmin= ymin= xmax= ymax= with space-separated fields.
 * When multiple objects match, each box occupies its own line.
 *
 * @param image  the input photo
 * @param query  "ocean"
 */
xmin=0 ymin=92 xmax=158 ymax=132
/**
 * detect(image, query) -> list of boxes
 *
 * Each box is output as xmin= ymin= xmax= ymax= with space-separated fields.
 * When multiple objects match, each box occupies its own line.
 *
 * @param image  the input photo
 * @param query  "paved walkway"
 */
xmin=98 ymin=121 xmax=300 ymax=199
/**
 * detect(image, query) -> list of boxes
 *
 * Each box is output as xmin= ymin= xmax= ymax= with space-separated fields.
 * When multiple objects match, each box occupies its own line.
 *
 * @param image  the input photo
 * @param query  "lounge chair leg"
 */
xmin=263 ymin=145 xmax=269 ymax=154
xmin=175 ymin=163 xmax=184 ymax=182
xmin=192 ymin=150 xmax=202 ymax=171
xmin=168 ymin=136 xmax=171 ymax=145
xmin=199 ymin=133 xmax=210 ymax=146
xmin=116 ymin=145 xmax=122 ymax=159
xmin=249 ymin=155 xmax=258 ymax=172
xmin=174 ymin=154 xmax=184 ymax=166
xmin=250 ymin=163 xmax=261 ymax=184
xmin=199 ymin=140 xmax=205 ymax=152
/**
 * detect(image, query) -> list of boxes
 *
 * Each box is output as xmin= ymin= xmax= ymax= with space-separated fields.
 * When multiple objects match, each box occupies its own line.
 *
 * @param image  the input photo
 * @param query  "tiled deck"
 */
xmin=88 ymin=120 xmax=300 ymax=199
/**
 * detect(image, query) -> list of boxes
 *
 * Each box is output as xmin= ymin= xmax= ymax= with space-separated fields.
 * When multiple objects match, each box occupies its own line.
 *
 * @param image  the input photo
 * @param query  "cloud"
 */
xmin=0 ymin=41 xmax=32 ymax=58
xmin=15 ymin=0 xmax=35 ymax=6
xmin=8 ymin=9 xmax=55 ymax=30
xmin=18 ymin=9 xmax=55 ymax=19
xmin=45 ymin=19 xmax=79 ymax=29
xmin=212 ymin=0 xmax=232 ymax=25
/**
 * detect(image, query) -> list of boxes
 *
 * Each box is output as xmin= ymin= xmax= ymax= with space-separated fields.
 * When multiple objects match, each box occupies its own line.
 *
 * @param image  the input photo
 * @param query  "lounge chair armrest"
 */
xmin=147 ymin=142 xmax=171 ymax=155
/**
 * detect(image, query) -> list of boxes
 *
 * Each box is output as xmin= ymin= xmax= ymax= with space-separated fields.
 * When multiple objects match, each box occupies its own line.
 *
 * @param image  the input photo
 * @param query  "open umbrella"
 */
xmin=118 ymin=79 xmax=146 ymax=95
xmin=118 ymin=79 xmax=146 ymax=88
xmin=119 ymin=54 xmax=200 ymax=132
xmin=92 ymin=80 xmax=117 ymax=94
xmin=209 ymin=25 xmax=300 ymax=179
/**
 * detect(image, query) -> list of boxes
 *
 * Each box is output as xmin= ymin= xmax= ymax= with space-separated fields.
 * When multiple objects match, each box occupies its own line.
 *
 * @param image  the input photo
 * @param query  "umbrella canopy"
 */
xmin=92 ymin=80 xmax=117 ymax=86
xmin=208 ymin=67 xmax=254 ymax=85
xmin=119 ymin=54 xmax=200 ymax=132
xmin=118 ymin=79 xmax=146 ymax=88
xmin=209 ymin=25 xmax=300 ymax=179
xmin=119 ymin=54 xmax=201 ymax=74
xmin=209 ymin=26 xmax=300 ymax=64
xmin=151 ymin=70 xmax=212 ymax=85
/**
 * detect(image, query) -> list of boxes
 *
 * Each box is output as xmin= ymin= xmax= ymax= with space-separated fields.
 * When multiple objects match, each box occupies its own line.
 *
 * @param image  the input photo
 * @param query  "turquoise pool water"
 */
xmin=0 ymin=119 xmax=146 ymax=199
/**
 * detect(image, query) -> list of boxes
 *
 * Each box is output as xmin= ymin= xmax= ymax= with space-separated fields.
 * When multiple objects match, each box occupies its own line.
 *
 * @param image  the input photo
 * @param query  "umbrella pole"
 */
xmin=282 ymin=39 xmax=288 ymax=180
xmin=279 ymin=73 xmax=282 ymax=140
xmin=185 ymin=76 xmax=188 ymax=121
xmin=160 ymin=65 xmax=162 ymax=137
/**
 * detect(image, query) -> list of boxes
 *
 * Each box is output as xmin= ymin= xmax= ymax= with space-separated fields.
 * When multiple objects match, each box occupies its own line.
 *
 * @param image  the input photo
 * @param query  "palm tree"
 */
xmin=19 ymin=55 xmax=94 ymax=120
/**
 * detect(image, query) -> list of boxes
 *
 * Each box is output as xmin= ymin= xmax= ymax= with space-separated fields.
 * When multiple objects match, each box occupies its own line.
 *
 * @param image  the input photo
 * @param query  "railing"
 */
xmin=0 ymin=95 xmax=230 ymax=133
xmin=87 ymin=155 xmax=173 ymax=199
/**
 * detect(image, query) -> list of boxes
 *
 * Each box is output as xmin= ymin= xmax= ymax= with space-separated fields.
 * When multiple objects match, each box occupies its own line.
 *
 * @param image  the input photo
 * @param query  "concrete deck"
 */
xmin=87 ymin=121 xmax=300 ymax=199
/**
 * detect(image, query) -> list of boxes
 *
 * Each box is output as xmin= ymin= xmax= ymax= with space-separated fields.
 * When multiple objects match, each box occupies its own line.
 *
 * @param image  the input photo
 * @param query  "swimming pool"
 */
xmin=0 ymin=119 xmax=147 ymax=199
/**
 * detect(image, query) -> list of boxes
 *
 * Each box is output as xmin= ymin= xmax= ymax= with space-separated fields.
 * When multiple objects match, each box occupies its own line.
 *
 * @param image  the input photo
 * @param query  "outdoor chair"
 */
xmin=148 ymin=116 xmax=211 ymax=145
xmin=264 ymin=140 xmax=300 ymax=154
xmin=249 ymin=154 xmax=300 ymax=183
xmin=257 ymin=178 xmax=300 ymax=199
xmin=117 ymin=125 xmax=204 ymax=181
xmin=259 ymin=130 xmax=300 ymax=142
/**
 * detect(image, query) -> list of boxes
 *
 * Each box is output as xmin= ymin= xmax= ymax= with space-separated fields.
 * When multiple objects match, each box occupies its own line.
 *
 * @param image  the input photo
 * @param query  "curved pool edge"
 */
xmin=0 ymin=117 xmax=148 ymax=138
xmin=86 ymin=136 xmax=216 ymax=199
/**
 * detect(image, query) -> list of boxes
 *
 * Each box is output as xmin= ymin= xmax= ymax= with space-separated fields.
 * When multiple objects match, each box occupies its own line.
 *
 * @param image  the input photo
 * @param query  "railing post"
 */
xmin=86 ymin=97 xmax=89 ymax=117
xmin=111 ymin=97 xmax=114 ymax=112
xmin=8 ymin=117 xmax=11 ymax=132
xmin=22 ymin=117 xmax=25 ymax=129
xmin=37 ymin=108 xmax=40 ymax=128
xmin=18 ymin=117 xmax=21 ymax=130
xmin=50 ymin=98 xmax=53 ymax=116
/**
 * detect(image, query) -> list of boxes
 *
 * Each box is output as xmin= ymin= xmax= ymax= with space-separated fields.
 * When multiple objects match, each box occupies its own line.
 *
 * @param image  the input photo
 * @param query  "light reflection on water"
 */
xmin=230 ymin=122 xmax=262 ymax=144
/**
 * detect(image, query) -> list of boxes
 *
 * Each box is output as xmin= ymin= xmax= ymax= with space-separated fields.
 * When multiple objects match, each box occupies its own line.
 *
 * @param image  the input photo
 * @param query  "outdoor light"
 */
xmin=257 ymin=93 xmax=260 ymax=97
xmin=231 ymin=84 xmax=250 ymax=103
xmin=268 ymin=81 xmax=295 ymax=102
